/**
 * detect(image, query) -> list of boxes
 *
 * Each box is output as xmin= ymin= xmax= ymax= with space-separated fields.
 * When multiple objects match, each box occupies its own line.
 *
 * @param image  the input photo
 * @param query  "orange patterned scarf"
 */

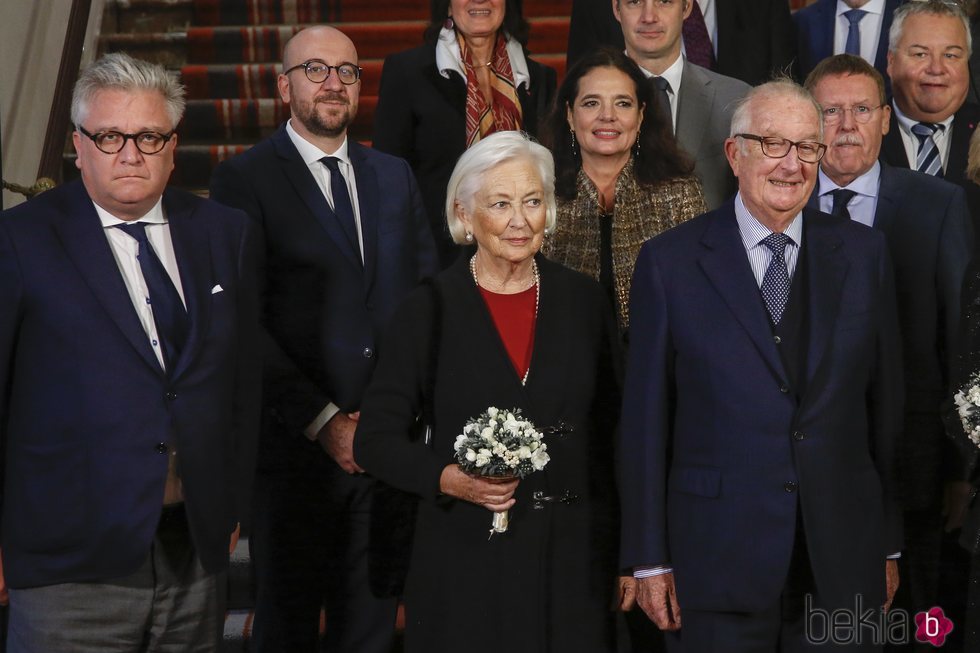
xmin=459 ymin=32 xmax=523 ymax=147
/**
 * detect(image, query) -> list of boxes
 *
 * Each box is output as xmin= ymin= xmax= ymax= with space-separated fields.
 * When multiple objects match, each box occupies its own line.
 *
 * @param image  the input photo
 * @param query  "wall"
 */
xmin=1 ymin=0 xmax=103 ymax=209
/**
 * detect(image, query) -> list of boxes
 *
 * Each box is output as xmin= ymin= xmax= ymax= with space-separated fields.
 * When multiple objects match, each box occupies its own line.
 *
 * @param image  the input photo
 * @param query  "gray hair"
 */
xmin=730 ymin=79 xmax=824 ymax=150
xmin=71 ymin=52 xmax=186 ymax=128
xmin=445 ymin=131 xmax=557 ymax=245
xmin=889 ymin=0 xmax=972 ymax=55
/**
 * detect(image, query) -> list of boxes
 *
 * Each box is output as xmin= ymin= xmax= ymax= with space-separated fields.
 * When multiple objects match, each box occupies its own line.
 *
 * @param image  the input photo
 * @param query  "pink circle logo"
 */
xmin=914 ymin=607 xmax=954 ymax=647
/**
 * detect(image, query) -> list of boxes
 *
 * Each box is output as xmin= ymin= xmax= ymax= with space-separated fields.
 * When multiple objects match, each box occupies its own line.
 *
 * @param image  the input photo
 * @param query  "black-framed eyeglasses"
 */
xmin=284 ymin=60 xmax=361 ymax=85
xmin=821 ymin=104 xmax=884 ymax=125
xmin=735 ymin=133 xmax=827 ymax=163
xmin=76 ymin=125 xmax=175 ymax=155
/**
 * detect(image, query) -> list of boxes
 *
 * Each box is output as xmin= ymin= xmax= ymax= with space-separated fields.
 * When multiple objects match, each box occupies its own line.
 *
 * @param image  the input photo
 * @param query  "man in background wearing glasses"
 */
xmin=806 ymin=54 xmax=973 ymax=639
xmin=0 ymin=52 xmax=261 ymax=651
xmin=620 ymin=79 xmax=903 ymax=651
xmin=209 ymin=25 xmax=437 ymax=653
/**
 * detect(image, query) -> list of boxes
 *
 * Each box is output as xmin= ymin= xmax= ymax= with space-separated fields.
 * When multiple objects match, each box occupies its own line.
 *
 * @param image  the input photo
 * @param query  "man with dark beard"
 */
xmin=209 ymin=26 xmax=438 ymax=653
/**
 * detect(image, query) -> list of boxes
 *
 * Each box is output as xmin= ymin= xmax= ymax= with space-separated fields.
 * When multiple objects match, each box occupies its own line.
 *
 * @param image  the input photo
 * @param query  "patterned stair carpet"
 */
xmin=69 ymin=0 xmax=570 ymax=192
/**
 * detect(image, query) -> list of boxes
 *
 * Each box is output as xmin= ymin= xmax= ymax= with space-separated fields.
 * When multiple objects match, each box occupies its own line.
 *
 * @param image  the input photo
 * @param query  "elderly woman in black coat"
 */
xmin=354 ymin=131 xmax=621 ymax=652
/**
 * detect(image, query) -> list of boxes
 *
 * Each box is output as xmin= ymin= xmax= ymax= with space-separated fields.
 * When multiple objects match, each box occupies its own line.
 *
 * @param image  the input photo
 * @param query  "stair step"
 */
xmin=180 ymin=96 xmax=376 ymax=141
xmin=102 ymin=17 xmax=569 ymax=66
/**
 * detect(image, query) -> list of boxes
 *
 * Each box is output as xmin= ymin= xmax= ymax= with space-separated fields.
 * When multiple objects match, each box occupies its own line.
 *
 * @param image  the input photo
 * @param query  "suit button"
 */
xmin=773 ymin=335 xmax=782 ymax=344
xmin=362 ymin=348 xmax=374 ymax=358
xmin=156 ymin=442 xmax=168 ymax=454
xmin=779 ymin=384 xmax=789 ymax=394
xmin=165 ymin=391 xmax=177 ymax=401
xmin=784 ymin=481 xmax=797 ymax=493
xmin=793 ymin=431 xmax=805 ymax=441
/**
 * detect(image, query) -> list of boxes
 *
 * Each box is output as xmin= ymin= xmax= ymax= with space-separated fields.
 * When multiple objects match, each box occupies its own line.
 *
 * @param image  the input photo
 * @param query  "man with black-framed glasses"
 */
xmin=210 ymin=25 xmax=437 ymax=653
xmin=621 ymin=79 xmax=904 ymax=651
xmin=0 ymin=52 xmax=262 ymax=652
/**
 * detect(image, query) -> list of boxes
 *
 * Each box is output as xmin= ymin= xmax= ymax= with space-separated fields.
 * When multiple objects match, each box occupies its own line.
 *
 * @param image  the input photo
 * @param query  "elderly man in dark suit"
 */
xmin=880 ymin=0 xmax=980 ymax=253
xmin=567 ymin=0 xmax=794 ymax=87
xmin=612 ymin=0 xmax=750 ymax=211
xmin=620 ymin=79 xmax=903 ymax=652
xmin=804 ymin=54 xmax=973 ymax=627
xmin=794 ymin=0 xmax=902 ymax=88
xmin=209 ymin=26 xmax=438 ymax=653
xmin=0 ymin=52 xmax=260 ymax=651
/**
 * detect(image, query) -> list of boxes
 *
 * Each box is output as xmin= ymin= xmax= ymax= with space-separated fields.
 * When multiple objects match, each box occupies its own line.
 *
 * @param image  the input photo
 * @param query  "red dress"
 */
xmin=478 ymin=284 xmax=537 ymax=380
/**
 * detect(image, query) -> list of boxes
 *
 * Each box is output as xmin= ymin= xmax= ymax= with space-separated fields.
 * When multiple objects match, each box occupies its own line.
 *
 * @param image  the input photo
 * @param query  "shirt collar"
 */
xmin=434 ymin=26 xmax=530 ymax=89
xmin=637 ymin=52 xmax=684 ymax=94
xmin=835 ymin=0 xmax=885 ymax=18
xmin=818 ymin=160 xmax=880 ymax=196
xmin=286 ymin=120 xmax=350 ymax=165
xmin=734 ymin=192 xmax=804 ymax=249
xmin=892 ymin=100 xmax=954 ymax=133
xmin=95 ymin=196 xmax=166 ymax=227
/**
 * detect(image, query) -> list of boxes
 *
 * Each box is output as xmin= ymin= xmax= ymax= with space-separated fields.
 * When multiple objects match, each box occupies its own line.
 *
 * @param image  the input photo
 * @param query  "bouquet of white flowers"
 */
xmin=954 ymin=372 xmax=980 ymax=449
xmin=453 ymin=406 xmax=549 ymax=536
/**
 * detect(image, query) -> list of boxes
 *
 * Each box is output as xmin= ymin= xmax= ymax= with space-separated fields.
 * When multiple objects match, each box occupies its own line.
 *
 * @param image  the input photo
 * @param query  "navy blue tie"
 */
xmin=761 ymin=233 xmax=792 ymax=326
xmin=114 ymin=222 xmax=189 ymax=371
xmin=831 ymin=188 xmax=857 ymax=220
xmin=843 ymin=9 xmax=867 ymax=57
xmin=320 ymin=156 xmax=361 ymax=262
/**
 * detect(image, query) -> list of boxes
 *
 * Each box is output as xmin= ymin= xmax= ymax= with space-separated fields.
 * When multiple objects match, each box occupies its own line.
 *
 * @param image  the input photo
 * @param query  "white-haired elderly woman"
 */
xmin=354 ymin=131 xmax=621 ymax=653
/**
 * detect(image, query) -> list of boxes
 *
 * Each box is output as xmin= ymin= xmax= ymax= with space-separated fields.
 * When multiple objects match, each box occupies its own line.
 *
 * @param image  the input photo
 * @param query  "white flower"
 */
xmin=465 ymin=449 xmax=477 ymax=462
xmin=531 ymin=445 xmax=550 ymax=470
xmin=518 ymin=445 xmax=531 ymax=459
xmin=454 ymin=434 xmax=468 ymax=451
xmin=487 ymin=407 xmax=498 ymax=418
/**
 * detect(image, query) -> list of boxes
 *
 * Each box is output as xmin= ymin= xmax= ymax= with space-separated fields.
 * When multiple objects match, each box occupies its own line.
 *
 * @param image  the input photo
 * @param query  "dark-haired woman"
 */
xmin=373 ymin=0 xmax=556 ymax=269
xmin=544 ymin=47 xmax=705 ymax=337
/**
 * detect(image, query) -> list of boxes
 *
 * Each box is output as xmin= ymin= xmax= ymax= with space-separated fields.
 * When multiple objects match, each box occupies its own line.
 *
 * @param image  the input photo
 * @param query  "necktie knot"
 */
xmin=911 ymin=122 xmax=939 ymax=139
xmin=830 ymin=188 xmax=857 ymax=218
xmin=653 ymin=76 xmax=670 ymax=93
xmin=320 ymin=156 xmax=342 ymax=173
xmin=844 ymin=8 xmax=867 ymax=26
xmin=115 ymin=221 xmax=151 ymax=245
xmin=762 ymin=232 xmax=791 ymax=257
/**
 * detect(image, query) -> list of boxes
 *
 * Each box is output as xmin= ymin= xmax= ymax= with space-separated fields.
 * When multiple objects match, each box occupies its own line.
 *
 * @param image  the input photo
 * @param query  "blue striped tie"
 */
xmin=911 ymin=122 xmax=943 ymax=177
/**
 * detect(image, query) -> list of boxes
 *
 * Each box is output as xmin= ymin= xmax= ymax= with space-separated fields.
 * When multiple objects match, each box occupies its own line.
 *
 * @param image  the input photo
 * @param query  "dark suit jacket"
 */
xmin=372 ymin=44 xmax=556 ymax=269
xmin=880 ymin=103 xmax=980 ymax=253
xmin=619 ymin=203 xmax=904 ymax=612
xmin=210 ymin=126 xmax=438 ymax=467
xmin=566 ymin=0 xmax=794 ymax=86
xmin=793 ymin=0 xmax=901 ymax=89
xmin=0 ymin=180 xmax=261 ymax=588
xmin=676 ymin=60 xmax=750 ymax=210
xmin=354 ymin=255 xmax=620 ymax=651
xmin=809 ymin=165 xmax=973 ymax=508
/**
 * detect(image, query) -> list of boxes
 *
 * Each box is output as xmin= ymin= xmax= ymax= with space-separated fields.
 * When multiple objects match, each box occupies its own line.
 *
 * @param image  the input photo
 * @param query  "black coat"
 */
xmin=372 ymin=45 xmax=556 ymax=269
xmin=354 ymin=255 xmax=620 ymax=653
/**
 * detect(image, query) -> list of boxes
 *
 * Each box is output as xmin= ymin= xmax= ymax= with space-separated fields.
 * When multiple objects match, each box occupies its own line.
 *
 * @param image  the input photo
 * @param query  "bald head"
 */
xmin=283 ymin=26 xmax=358 ymax=70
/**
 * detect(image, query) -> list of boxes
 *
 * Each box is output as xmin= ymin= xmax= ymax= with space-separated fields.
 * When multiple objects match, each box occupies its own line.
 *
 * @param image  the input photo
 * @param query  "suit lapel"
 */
xmin=697 ymin=209 xmax=787 ymax=383
xmin=165 ymin=189 xmax=213 ymax=380
xmin=815 ymin=0 xmax=835 ymax=66
xmin=675 ymin=62 xmax=710 ymax=158
xmin=523 ymin=256 xmax=568 ymax=400
xmin=875 ymin=0 xmax=900 ymax=70
xmin=872 ymin=165 xmax=900 ymax=238
xmin=802 ymin=212 xmax=848 ymax=388
xmin=54 ymin=182 xmax=163 ymax=375
xmin=423 ymin=62 xmax=466 ymax=120
xmin=880 ymin=112 xmax=909 ymax=169
xmin=349 ymin=142 xmax=379 ymax=296
xmin=272 ymin=127 xmax=362 ymax=270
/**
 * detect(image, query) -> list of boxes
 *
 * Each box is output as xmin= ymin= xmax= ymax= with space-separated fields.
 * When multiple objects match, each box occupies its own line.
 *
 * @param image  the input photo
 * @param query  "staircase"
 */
xmin=73 ymin=0 xmax=571 ymax=194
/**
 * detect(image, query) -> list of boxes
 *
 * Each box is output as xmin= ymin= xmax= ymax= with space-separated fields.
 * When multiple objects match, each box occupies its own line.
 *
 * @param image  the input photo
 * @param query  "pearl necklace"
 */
xmin=470 ymin=255 xmax=540 ymax=385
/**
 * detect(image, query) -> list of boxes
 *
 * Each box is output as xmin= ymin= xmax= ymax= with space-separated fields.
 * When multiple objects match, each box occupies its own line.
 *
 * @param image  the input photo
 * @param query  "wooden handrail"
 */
xmin=36 ymin=0 xmax=93 ymax=183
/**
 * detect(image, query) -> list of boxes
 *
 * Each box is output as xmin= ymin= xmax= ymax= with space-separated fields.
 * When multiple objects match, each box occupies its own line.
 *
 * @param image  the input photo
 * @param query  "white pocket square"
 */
xmin=211 ymin=284 xmax=224 ymax=294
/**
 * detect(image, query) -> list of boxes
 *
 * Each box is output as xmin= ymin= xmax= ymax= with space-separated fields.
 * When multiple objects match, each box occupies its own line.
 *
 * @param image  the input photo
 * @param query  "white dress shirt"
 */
xmin=817 ymin=162 xmax=881 ymax=227
xmin=637 ymin=53 xmax=685 ymax=131
xmin=833 ymin=0 xmax=886 ymax=65
xmin=892 ymin=102 xmax=955 ymax=175
xmin=285 ymin=120 xmax=364 ymax=440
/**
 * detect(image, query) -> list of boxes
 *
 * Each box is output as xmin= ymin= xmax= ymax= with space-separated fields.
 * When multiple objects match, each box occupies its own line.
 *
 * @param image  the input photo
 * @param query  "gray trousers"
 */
xmin=7 ymin=505 xmax=226 ymax=653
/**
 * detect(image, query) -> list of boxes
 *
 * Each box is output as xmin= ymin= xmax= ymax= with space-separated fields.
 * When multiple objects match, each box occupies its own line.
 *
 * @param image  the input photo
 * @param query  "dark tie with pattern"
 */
xmin=761 ymin=233 xmax=792 ymax=326
xmin=320 ymin=156 xmax=362 ymax=260
xmin=843 ymin=9 xmax=867 ymax=56
xmin=114 ymin=222 xmax=189 ymax=370
xmin=911 ymin=122 xmax=943 ymax=177
xmin=652 ymin=76 xmax=673 ymax=134
xmin=682 ymin=1 xmax=715 ymax=69
xmin=830 ymin=188 xmax=857 ymax=220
